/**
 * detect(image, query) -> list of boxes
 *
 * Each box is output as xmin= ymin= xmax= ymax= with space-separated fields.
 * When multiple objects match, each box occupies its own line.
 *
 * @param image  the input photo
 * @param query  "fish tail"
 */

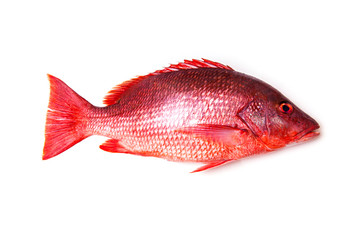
xmin=42 ymin=74 xmax=93 ymax=160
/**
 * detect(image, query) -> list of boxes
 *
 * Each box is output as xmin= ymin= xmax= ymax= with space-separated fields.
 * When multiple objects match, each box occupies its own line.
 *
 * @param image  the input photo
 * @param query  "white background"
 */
xmin=1 ymin=0 xmax=359 ymax=239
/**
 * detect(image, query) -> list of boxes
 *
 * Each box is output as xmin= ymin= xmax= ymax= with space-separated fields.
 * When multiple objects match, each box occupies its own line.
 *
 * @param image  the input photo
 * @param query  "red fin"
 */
xmin=103 ymin=59 xmax=234 ymax=106
xmin=176 ymin=124 xmax=247 ymax=146
xmin=191 ymin=160 xmax=230 ymax=173
xmin=103 ymin=76 xmax=145 ymax=106
xmin=155 ymin=59 xmax=233 ymax=74
xmin=100 ymin=139 xmax=154 ymax=157
xmin=99 ymin=139 xmax=134 ymax=153
xmin=43 ymin=74 xmax=93 ymax=160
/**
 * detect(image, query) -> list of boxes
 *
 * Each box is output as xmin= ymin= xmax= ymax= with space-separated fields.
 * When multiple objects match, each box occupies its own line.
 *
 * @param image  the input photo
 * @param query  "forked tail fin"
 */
xmin=43 ymin=74 xmax=93 ymax=160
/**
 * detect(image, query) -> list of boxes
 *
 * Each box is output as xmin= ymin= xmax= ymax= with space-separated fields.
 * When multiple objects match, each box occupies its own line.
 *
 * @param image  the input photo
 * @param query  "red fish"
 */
xmin=43 ymin=59 xmax=319 ymax=172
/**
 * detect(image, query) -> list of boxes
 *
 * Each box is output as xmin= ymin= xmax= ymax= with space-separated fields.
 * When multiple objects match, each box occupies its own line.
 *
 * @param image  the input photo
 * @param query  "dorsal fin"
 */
xmin=103 ymin=75 xmax=147 ymax=106
xmin=103 ymin=59 xmax=234 ymax=106
xmin=153 ymin=58 xmax=233 ymax=74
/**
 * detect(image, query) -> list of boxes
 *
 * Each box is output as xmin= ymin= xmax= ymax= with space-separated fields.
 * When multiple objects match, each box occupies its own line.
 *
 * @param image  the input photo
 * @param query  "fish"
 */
xmin=43 ymin=59 xmax=320 ymax=172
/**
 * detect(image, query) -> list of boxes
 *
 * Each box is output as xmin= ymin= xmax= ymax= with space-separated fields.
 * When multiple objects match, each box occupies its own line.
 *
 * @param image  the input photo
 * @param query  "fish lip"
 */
xmin=294 ymin=124 xmax=320 ymax=143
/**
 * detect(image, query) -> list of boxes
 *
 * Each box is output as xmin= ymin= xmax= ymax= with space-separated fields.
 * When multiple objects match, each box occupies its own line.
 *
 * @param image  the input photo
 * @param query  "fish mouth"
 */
xmin=294 ymin=124 xmax=320 ymax=143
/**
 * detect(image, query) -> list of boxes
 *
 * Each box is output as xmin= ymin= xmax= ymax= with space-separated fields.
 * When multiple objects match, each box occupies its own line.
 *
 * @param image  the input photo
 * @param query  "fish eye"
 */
xmin=279 ymin=102 xmax=293 ymax=114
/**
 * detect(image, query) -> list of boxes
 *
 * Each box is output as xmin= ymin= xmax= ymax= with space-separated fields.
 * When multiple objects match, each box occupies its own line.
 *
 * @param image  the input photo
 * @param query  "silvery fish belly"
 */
xmin=43 ymin=59 xmax=320 ymax=172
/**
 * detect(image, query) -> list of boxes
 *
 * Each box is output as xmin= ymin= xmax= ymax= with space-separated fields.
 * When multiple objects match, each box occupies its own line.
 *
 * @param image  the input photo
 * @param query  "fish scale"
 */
xmin=89 ymin=69 xmax=249 ymax=161
xmin=43 ymin=59 xmax=319 ymax=172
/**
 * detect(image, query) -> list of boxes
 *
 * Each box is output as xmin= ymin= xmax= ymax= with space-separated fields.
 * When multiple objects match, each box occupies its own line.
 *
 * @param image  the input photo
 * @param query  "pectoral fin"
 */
xmin=176 ymin=124 xmax=247 ymax=146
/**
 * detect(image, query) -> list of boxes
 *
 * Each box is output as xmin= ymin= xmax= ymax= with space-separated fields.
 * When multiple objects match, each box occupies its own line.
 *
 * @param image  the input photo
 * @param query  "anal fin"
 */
xmin=99 ymin=139 xmax=134 ymax=154
xmin=191 ymin=160 xmax=230 ymax=173
xmin=99 ymin=139 xmax=153 ymax=157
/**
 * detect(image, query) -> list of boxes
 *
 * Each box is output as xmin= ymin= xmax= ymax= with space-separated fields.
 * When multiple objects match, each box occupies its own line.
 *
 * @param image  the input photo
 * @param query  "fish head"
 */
xmin=238 ymin=82 xmax=320 ymax=150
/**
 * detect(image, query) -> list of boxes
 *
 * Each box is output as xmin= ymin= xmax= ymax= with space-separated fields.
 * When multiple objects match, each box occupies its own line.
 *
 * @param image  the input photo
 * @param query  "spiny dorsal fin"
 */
xmin=103 ymin=59 xmax=233 ymax=106
xmin=153 ymin=58 xmax=233 ymax=74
